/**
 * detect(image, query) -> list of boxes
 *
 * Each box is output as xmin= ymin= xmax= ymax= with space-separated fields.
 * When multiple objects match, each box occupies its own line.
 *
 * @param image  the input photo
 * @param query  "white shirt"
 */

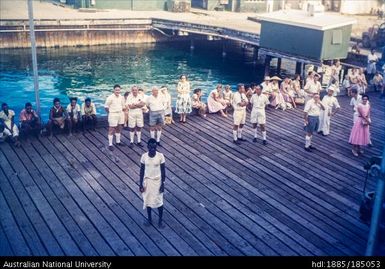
xmin=304 ymin=80 xmax=322 ymax=94
xmin=146 ymin=95 xmax=165 ymax=112
xmin=304 ymin=99 xmax=322 ymax=116
xmin=350 ymin=95 xmax=362 ymax=113
xmin=126 ymin=94 xmax=144 ymax=114
xmin=66 ymin=104 xmax=81 ymax=119
xmin=368 ymin=53 xmax=378 ymax=64
xmin=250 ymin=93 xmax=269 ymax=110
xmin=232 ymin=92 xmax=248 ymax=111
xmin=81 ymin=103 xmax=96 ymax=116
xmin=140 ymin=152 xmax=165 ymax=180
xmin=322 ymin=95 xmax=340 ymax=110
xmin=223 ymin=90 xmax=233 ymax=101
xmin=261 ymin=82 xmax=272 ymax=93
xmin=104 ymin=94 xmax=125 ymax=113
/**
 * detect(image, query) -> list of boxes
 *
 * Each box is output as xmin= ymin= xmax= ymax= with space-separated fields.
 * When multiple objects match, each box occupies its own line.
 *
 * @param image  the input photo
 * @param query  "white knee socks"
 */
xmin=108 ymin=134 xmax=113 ymax=146
xmin=305 ymin=135 xmax=311 ymax=148
xmin=115 ymin=133 xmax=121 ymax=144
xmin=156 ymin=130 xmax=161 ymax=142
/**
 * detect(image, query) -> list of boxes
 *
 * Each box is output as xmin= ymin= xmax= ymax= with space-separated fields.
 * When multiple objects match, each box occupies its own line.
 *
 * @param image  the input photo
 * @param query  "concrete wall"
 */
xmin=0 ymin=29 xmax=167 ymax=49
xmin=57 ymin=0 xmax=173 ymax=10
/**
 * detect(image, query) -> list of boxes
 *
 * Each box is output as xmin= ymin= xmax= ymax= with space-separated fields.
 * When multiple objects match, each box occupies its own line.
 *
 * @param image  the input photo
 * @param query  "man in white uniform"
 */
xmin=232 ymin=83 xmax=248 ymax=144
xmin=304 ymin=94 xmax=325 ymax=152
xmin=104 ymin=84 xmax=126 ymax=151
xmin=146 ymin=86 xmax=165 ymax=146
xmin=126 ymin=86 xmax=145 ymax=147
xmin=317 ymin=87 xmax=340 ymax=136
xmin=367 ymin=49 xmax=379 ymax=80
xmin=250 ymin=85 xmax=270 ymax=145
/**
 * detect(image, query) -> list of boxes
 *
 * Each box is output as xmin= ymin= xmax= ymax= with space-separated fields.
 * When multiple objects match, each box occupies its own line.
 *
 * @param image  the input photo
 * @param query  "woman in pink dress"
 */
xmin=349 ymin=94 xmax=371 ymax=156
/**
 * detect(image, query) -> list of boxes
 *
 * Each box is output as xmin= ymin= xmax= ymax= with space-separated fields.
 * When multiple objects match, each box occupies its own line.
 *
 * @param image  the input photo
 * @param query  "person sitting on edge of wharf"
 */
xmin=192 ymin=88 xmax=207 ymax=118
xmin=175 ymin=75 xmax=192 ymax=123
xmin=139 ymin=138 xmax=166 ymax=229
xmin=123 ymin=91 xmax=130 ymax=130
xmin=250 ymin=85 xmax=269 ymax=145
xmin=372 ymin=71 xmax=384 ymax=97
xmin=317 ymin=87 xmax=340 ymax=136
xmin=223 ymin=85 xmax=234 ymax=114
xmin=81 ymin=97 xmax=97 ymax=132
xmin=303 ymin=93 xmax=325 ymax=152
xmin=126 ymin=85 xmax=145 ymax=148
xmin=232 ymin=83 xmax=248 ymax=145
xmin=19 ymin=102 xmax=41 ymax=139
xmin=47 ymin=98 xmax=67 ymax=138
xmin=146 ymin=86 xmax=165 ymax=146
xmin=0 ymin=103 xmax=21 ymax=147
xmin=104 ymin=84 xmax=126 ymax=151
xmin=161 ymin=86 xmax=174 ymax=124
xmin=207 ymin=84 xmax=227 ymax=117
xmin=66 ymin=97 xmax=81 ymax=136
xmin=261 ymin=76 xmax=273 ymax=98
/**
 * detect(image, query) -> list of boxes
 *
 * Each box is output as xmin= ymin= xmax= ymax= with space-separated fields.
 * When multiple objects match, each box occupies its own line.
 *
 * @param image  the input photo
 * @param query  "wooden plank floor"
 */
xmin=1 ymin=93 xmax=384 ymax=256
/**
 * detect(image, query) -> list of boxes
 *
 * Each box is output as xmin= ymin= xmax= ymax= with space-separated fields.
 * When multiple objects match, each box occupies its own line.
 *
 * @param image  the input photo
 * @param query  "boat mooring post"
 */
xmin=27 ymin=0 xmax=41 ymax=117
xmin=365 ymin=145 xmax=385 ymax=256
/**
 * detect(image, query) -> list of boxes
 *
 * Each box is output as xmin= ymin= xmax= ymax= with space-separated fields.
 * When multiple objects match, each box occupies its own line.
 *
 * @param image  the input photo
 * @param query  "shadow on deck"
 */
xmin=0 ymin=94 xmax=384 ymax=256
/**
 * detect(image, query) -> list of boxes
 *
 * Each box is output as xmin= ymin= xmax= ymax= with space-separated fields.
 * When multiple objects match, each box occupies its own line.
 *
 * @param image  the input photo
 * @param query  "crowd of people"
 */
xmin=1 ymin=56 xmax=383 ymax=228
xmin=1 ymin=61 xmax=382 ymax=156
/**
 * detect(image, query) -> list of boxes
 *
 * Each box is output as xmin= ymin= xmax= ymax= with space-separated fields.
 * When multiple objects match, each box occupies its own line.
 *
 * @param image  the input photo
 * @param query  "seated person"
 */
xmin=47 ymin=98 xmax=67 ymax=137
xmin=0 ymin=103 xmax=21 ymax=147
xmin=66 ymin=97 xmax=81 ymax=135
xmin=81 ymin=97 xmax=97 ymax=131
xmin=207 ymin=84 xmax=227 ymax=117
xmin=372 ymin=72 xmax=384 ymax=95
xmin=223 ymin=85 xmax=234 ymax=113
xmin=192 ymin=88 xmax=207 ymax=118
xmin=19 ymin=102 xmax=41 ymax=138
xmin=342 ymin=74 xmax=351 ymax=96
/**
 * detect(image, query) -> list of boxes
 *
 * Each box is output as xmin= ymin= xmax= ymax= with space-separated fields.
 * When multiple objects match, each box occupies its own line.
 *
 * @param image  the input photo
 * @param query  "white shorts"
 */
xmin=250 ymin=109 xmax=266 ymax=125
xmin=233 ymin=109 xmax=246 ymax=125
xmin=128 ymin=112 xmax=144 ymax=128
xmin=108 ymin=112 xmax=124 ymax=127
xmin=4 ymin=124 xmax=19 ymax=137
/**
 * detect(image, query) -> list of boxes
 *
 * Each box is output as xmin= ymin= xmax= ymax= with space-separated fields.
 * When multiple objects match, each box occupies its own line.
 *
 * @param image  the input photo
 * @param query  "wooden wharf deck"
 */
xmin=0 ymin=94 xmax=384 ymax=256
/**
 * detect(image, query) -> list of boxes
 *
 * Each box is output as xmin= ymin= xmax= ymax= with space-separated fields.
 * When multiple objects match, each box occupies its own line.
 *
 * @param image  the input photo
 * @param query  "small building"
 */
xmin=257 ymin=9 xmax=356 ymax=62
xmin=191 ymin=0 xmax=284 ymax=12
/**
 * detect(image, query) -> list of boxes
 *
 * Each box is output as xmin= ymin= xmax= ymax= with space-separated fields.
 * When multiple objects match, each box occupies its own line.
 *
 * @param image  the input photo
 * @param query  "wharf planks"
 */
xmin=0 ymin=94 xmax=384 ymax=256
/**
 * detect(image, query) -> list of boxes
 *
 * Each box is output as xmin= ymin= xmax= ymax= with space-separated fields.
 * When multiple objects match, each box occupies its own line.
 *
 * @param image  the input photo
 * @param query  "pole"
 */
xmin=28 ymin=0 xmax=41 ymax=117
xmin=365 ymin=146 xmax=385 ymax=256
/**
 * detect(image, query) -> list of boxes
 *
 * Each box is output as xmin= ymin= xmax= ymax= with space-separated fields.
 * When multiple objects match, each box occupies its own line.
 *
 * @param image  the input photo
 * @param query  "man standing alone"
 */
xmin=304 ymin=94 xmax=325 ymax=152
xmin=105 ymin=84 xmax=126 ymax=151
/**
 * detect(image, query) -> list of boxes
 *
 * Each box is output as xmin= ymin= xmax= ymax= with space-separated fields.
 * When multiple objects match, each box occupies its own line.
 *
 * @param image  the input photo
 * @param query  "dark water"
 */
xmin=0 ymin=42 xmax=264 ymax=121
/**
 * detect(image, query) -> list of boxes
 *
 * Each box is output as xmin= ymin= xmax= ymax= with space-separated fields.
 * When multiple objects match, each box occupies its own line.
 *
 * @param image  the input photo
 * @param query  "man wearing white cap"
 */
xmin=317 ymin=87 xmax=340 ymax=136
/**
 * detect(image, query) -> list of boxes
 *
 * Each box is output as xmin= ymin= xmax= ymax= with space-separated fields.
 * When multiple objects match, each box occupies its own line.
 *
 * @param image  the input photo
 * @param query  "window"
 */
xmin=332 ymin=30 xmax=342 ymax=44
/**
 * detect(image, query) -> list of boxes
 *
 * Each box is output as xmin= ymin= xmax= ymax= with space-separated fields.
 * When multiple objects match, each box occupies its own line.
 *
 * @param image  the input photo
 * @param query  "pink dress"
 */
xmin=349 ymin=103 xmax=371 ymax=146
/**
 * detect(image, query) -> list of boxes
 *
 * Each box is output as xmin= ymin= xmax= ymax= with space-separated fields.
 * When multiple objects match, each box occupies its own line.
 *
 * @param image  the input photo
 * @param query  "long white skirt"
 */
xmin=142 ymin=177 xmax=163 ymax=209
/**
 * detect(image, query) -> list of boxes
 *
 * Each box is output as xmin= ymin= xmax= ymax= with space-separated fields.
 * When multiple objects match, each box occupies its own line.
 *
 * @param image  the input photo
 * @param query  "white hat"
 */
xmin=264 ymin=76 xmax=271 ymax=81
